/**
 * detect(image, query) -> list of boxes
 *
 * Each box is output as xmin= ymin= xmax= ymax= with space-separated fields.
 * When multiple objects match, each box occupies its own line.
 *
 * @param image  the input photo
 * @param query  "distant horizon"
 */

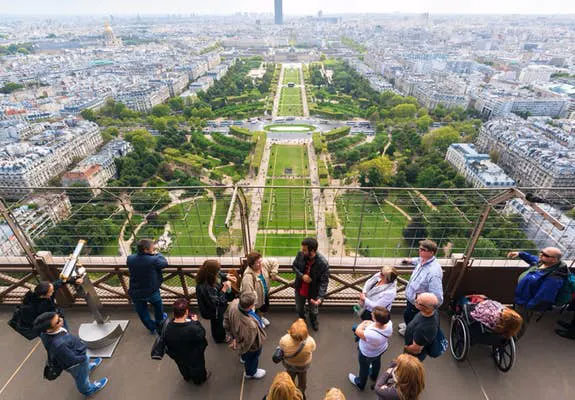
xmin=1 ymin=1 xmax=575 ymax=17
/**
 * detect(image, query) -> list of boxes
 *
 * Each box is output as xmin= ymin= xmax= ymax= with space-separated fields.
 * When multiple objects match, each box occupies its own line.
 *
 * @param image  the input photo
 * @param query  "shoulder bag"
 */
xmin=151 ymin=318 xmax=171 ymax=360
xmin=272 ymin=338 xmax=307 ymax=364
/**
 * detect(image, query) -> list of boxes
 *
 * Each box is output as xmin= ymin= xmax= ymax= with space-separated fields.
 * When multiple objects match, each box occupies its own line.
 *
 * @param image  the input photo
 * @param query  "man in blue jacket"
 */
xmin=127 ymin=238 xmax=169 ymax=334
xmin=34 ymin=312 xmax=108 ymax=396
xmin=508 ymin=247 xmax=568 ymax=337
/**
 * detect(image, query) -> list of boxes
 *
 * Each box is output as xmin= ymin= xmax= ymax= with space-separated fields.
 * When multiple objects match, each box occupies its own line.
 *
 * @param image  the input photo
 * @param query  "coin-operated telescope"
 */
xmin=62 ymin=240 xmax=129 ymax=358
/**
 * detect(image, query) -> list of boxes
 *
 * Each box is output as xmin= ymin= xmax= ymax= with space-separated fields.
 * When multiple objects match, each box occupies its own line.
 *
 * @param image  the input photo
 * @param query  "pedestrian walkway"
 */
xmin=1 ymin=308 xmax=574 ymax=399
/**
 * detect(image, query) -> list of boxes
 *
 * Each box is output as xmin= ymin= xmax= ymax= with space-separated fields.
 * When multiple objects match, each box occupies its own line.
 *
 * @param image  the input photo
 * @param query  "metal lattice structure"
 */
xmin=1 ymin=185 xmax=574 ymax=305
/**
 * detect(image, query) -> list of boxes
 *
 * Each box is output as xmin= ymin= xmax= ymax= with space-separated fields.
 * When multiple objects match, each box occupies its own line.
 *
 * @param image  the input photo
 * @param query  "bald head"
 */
xmin=541 ymin=247 xmax=562 ymax=266
xmin=416 ymin=292 xmax=439 ymax=313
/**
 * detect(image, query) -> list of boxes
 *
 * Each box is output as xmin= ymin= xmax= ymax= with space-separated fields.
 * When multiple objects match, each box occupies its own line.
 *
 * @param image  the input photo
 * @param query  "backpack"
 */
xmin=555 ymin=272 xmax=575 ymax=306
xmin=426 ymin=328 xmax=448 ymax=358
xmin=8 ymin=304 xmax=39 ymax=340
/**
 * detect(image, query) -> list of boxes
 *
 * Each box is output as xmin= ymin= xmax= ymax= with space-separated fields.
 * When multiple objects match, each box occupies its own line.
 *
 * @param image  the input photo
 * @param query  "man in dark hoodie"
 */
xmin=127 ymin=238 xmax=169 ymax=334
xmin=34 ymin=312 xmax=108 ymax=396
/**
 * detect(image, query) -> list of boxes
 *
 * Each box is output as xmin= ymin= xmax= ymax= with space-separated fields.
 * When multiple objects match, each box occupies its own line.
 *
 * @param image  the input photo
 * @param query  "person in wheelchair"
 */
xmin=459 ymin=295 xmax=523 ymax=341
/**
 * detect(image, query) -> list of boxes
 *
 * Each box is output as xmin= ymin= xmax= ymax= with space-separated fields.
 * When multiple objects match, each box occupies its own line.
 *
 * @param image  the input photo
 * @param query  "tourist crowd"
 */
xmin=8 ymin=237 xmax=575 ymax=399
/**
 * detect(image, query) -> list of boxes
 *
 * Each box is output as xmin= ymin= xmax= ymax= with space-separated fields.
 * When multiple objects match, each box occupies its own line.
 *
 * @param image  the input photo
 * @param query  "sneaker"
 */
xmin=261 ymin=316 xmax=271 ymax=327
xmin=348 ymin=373 xmax=362 ymax=390
xmin=86 ymin=377 xmax=108 ymax=396
xmin=398 ymin=322 xmax=406 ymax=330
xmin=89 ymin=357 xmax=102 ymax=373
xmin=239 ymin=357 xmax=245 ymax=364
xmin=555 ymin=329 xmax=575 ymax=340
xmin=245 ymin=369 xmax=266 ymax=379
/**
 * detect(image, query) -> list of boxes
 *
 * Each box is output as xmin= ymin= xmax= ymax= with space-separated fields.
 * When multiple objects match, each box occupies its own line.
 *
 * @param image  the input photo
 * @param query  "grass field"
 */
xmin=337 ymin=192 xmax=410 ymax=257
xmin=278 ymin=86 xmax=303 ymax=116
xmin=254 ymin=233 xmax=307 ymax=256
xmin=283 ymin=67 xmax=300 ymax=84
xmin=258 ymin=144 xmax=315 ymax=251
xmin=268 ymin=144 xmax=309 ymax=176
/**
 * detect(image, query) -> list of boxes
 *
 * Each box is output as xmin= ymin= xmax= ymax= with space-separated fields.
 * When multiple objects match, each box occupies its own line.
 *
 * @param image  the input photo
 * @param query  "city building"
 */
xmin=446 ymin=143 xmax=515 ymax=188
xmin=477 ymin=116 xmax=575 ymax=193
xmin=274 ymin=0 xmax=283 ymax=25
xmin=61 ymin=139 xmax=132 ymax=194
xmin=519 ymin=65 xmax=554 ymax=84
xmin=0 ymin=120 xmax=102 ymax=199
xmin=10 ymin=192 xmax=72 ymax=240
xmin=103 ymin=24 xmax=123 ymax=47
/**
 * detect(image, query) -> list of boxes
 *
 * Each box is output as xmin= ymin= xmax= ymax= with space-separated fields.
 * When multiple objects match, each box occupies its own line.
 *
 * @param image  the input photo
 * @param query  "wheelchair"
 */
xmin=449 ymin=303 xmax=516 ymax=372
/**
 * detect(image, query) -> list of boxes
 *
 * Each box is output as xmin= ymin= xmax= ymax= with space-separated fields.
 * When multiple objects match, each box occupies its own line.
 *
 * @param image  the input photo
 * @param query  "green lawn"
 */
xmin=268 ymin=144 xmax=309 ymax=176
xmin=254 ymin=233 xmax=308 ymax=256
xmin=337 ymin=192 xmax=410 ymax=257
xmin=260 ymin=144 xmax=314 ymax=230
xmin=278 ymin=86 xmax=303 ymax=116
xmin=260 ymin=179 xmax=314 ymax=230
xmin=283 ymin=68 xmax=300 ymax=84
xmin=166 ymin=198 xmax=217 ymax=256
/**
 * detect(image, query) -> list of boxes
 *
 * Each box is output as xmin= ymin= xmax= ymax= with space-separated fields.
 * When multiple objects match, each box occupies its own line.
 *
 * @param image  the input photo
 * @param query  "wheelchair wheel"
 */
xmin=492 ymin=337 xmax=516 ymax=372
xmin=450 ymin=315 xmax=470 ymax=361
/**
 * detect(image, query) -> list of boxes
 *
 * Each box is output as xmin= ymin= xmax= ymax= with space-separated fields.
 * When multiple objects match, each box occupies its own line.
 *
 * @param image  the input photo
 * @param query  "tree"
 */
xmin=151 ymin=104 xmax=171 ymax=117
xmin=124 ymin=129 xmax=156 ymax=152
xmin=390 ymin=103 xmax=417 ymax=119
xmin=0 ymin=82 xmax=24 ymax=94
xmin=80 ymin=108 xmax=96 ymax=122
xmin=416 ymin=115 xmax=433 ymax=132
xmin=422 ymin=126 xmax=460 ymax=153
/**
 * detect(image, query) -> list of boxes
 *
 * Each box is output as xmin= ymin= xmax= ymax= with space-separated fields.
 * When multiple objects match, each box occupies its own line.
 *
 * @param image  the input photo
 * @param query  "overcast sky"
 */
xmin=2 ymin=0 xmax=575 ymax=15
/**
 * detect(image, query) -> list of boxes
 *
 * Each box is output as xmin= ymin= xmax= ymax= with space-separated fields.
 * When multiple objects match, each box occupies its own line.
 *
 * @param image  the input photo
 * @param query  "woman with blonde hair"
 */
xmin=324 ymin=388 xmax=346 ymax=400
xmin=263 ymin=371 xmax=303 ymax=400
xmin=375 ymin=354 xmax=425 ymax=400
xmin=278 ymin=318 xmax=317 ymax=397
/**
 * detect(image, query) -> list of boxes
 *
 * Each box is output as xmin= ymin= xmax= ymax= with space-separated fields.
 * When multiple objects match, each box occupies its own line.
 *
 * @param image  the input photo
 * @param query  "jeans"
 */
xmin=355 ymin=350 xmax=382 ymax=390
xmin=210 ymin=313 xmax=227 ymax=343
xmin=67 ymin=355 xmax=97 ymax=395
xmin=295 ymin=292 xmax=319 ymax=319
xmin=403 ymin=301 xmax=419 ymax=325
xmin=132 ymin=290 xmax=164 ymax=332
xmin=241 ymin=347 xmax=262 ymax=376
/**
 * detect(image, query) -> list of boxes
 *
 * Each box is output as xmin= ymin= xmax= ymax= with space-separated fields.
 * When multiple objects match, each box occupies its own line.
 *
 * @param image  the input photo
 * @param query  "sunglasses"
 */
xmin=540 ymin=251 xmax=554 ymax=258
xmin=418 ymin=248 xmax=431 ymax=252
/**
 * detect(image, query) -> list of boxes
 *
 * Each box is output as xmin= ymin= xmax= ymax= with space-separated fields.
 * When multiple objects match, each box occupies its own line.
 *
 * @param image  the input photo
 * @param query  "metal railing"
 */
xmin=1 ymin=185 xmax=574 ymax=305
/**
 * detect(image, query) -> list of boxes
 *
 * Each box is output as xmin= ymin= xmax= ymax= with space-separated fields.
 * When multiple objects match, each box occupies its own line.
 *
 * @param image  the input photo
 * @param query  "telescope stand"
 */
xmin=78 ymin=276 xmax=129 ymax=358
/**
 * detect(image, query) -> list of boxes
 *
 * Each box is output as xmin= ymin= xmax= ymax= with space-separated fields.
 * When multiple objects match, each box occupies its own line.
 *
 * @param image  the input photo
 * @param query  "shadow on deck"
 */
xmin=1 ymin=307 xmax=574 ymax=400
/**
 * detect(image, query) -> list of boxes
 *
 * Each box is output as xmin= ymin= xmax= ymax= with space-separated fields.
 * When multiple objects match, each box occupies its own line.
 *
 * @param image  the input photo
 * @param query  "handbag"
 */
xmin=43 ymin=357 xmax=63 ymax=381
xmin=272 ymin=338 xmax=307 ymax=364
xmin=151 ymin=318 xmax=170 ymax=360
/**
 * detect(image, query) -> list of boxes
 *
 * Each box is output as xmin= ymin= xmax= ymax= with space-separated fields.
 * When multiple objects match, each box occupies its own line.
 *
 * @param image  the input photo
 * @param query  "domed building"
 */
xmin=103 ymin=23 xmax=122 ymax=47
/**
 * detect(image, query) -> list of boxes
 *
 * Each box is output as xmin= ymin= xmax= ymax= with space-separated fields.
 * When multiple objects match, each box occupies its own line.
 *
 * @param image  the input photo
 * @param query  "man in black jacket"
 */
xmin=34 ymin=312 xmax=108 ymax=396
xmin=164 ymin=298 xmax=210 ymax=384
xmin=292 ymin=237 xmax=330 ymax=331
xmin=127 ymin=238 xmax=169 ymax=334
